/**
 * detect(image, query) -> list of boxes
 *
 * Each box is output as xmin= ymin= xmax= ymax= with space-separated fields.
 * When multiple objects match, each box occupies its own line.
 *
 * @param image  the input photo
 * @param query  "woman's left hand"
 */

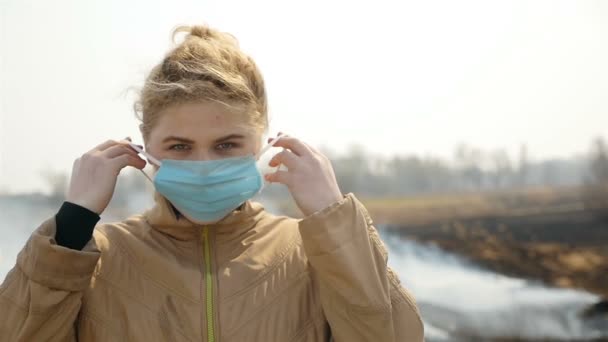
xmin=265 ymin=134 xmax=344 ymax=217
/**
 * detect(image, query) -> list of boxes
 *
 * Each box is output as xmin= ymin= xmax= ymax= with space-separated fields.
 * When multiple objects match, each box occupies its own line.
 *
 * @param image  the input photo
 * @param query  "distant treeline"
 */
xmin=33 ymin=137 xmax=608 ymax=202
xmin=327 ymin=138 xmax=607 ymax=197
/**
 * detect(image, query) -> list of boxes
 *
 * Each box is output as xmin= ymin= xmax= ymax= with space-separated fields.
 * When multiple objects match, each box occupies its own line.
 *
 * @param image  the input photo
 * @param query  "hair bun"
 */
xmin=188 ymin=26 xmax=214 ymax=39
xmin=171 ymin=25 xmax=216 ymax=43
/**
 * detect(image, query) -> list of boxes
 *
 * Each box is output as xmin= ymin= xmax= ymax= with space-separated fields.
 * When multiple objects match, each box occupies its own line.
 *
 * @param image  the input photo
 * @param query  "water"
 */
xmin=1 ymin=197 xmax=606 ymax=340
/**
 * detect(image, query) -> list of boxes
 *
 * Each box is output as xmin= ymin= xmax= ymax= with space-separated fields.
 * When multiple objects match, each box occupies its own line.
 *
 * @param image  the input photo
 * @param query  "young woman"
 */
xmin=0 ymin=25 xmax=423 ymax=341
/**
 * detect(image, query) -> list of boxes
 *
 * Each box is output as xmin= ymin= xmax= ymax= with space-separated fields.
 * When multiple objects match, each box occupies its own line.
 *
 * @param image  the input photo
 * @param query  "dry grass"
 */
xmin=360 ymin=186 xmax=585 ymax=225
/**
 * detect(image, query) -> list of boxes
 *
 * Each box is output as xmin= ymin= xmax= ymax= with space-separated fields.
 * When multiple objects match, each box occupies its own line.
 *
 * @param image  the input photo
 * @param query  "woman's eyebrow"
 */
xmin=162 ymin=136 xmax=196 ymax=144
xmin=213 ymin=134 xmax=245 ymax=143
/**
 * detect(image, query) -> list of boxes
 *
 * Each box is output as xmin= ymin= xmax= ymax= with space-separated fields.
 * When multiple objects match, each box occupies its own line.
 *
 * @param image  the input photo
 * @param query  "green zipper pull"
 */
xmin=203 ymin=228 xmax=216 ymax=342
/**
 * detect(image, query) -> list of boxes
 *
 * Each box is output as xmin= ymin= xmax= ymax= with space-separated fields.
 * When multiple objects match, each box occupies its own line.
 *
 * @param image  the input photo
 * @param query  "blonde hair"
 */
xmin=135 ymin=25 xmax=268 ymax=140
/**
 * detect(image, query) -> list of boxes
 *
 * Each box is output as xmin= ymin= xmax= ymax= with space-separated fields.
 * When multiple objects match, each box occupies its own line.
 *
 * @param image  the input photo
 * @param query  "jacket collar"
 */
xmin=142 ymin=192 xmax=266 ymax=241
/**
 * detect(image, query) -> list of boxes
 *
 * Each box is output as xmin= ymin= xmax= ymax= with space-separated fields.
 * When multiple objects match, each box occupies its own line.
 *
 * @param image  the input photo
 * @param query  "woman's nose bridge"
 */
xmin=193 ymin=148 xmax=215 ymax=161
xmin=194 ymin=150 xmax=210 ymax=161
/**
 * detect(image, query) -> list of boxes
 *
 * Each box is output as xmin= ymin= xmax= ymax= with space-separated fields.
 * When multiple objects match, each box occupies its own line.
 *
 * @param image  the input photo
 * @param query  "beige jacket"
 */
xmin=0 ymin=193 xmax=424 ymax=341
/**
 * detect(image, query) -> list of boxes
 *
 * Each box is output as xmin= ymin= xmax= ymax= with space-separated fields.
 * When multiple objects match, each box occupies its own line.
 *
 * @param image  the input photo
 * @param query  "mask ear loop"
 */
xmin=255 ymin=133 xmax=285 ymax=191
xmin=128 ymin=143 xmax=162 ymax=184
xmin=255 ymin=133 xmax=285 ymax=160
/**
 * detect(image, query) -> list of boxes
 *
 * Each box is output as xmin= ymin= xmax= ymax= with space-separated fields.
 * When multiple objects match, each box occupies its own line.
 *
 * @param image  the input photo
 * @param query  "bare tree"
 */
xmin=454 ymin=144 xmax=484 ymax=190
xmin=590 ymin=137 xmax=608 ymax=184
xmin=517 ymin=144 xmax=529 ymax=187
xmin=490 ymin=149 xmax=513 ymax=188
xmin=582 ymin=137 xmax=608 ymax=213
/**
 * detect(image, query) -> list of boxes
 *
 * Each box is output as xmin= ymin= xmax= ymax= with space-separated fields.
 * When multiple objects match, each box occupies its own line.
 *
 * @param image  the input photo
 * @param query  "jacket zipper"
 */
xmin=202 ymin=227 xmax=216 ymax=342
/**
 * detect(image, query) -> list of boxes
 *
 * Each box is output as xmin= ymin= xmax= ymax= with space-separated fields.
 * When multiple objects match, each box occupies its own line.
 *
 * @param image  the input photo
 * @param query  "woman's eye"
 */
xmin=216 ymin=142 xmax=236 ymax=151
xmin=169 ymin=144 xmax=190 ymax=151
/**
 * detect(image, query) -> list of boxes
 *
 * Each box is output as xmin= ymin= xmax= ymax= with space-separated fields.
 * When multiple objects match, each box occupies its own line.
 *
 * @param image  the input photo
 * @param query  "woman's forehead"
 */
xmin=150 ymin=102 xmax=256 ymax=142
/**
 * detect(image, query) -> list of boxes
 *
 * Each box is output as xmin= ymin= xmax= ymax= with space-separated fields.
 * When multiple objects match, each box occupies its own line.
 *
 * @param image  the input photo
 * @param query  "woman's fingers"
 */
xmin=102 ymin=144 xmax=139 ymax=159
xmin=264 ymin=170 xmax=291 ymax=185
xmin=67 ymin=138 xmax=146 ymax=215
xmin=269 ymin=136 xmax=313 ymax=158
xmin=90 ymin=139 xmax=118 ymax=153
xmin=269 ymin=149 xmax=299 ymax=169
xmin=88 ymin=138 xmax=141 ymax=155
xmin=111 ymin=154 xmax=147 ymax=170
xmin=302 ymin=141 xmax=322 ymax=156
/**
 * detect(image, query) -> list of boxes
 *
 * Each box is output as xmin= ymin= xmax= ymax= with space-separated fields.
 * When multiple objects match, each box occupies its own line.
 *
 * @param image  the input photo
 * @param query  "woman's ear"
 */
xmin=139 ymin=124 xmax=148 ymax=147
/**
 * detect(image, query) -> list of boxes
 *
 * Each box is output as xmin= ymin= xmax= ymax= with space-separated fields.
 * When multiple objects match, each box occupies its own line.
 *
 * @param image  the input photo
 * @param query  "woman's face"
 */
xmin=144 ymin=101 xmax=262 ymax=167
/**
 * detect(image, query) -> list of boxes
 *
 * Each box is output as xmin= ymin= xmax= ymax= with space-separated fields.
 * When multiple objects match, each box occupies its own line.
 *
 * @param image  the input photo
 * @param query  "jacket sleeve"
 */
xmin=0 ymin=217 xmax=101 ymax=341
xmin=299 ymin=193 xmax=424 ymax=342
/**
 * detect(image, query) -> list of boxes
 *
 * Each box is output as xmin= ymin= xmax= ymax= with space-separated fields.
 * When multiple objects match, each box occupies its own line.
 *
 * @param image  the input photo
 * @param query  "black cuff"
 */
xmin=55 ymin=201 xmax=100 ymax=250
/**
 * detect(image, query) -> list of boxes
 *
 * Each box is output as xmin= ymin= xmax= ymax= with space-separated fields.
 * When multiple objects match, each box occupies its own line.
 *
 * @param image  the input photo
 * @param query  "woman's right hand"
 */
xmin=66 ymin=139 xmax=147 ymax=214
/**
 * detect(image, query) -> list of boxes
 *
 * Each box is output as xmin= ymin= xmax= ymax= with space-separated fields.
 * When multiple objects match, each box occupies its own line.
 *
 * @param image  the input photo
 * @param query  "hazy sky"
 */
xmin=1 ymin=0 xmax=607 ymax=193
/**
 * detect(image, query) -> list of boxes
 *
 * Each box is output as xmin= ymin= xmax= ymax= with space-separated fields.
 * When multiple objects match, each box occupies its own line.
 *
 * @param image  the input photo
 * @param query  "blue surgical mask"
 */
xmin=129 ymin=134 xmax=283 ymax=223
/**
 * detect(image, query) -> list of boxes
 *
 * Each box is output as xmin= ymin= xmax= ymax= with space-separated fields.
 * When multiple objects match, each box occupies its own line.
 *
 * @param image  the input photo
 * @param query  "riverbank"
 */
xmin=362 ymin=186 xmax=608 ymax=300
